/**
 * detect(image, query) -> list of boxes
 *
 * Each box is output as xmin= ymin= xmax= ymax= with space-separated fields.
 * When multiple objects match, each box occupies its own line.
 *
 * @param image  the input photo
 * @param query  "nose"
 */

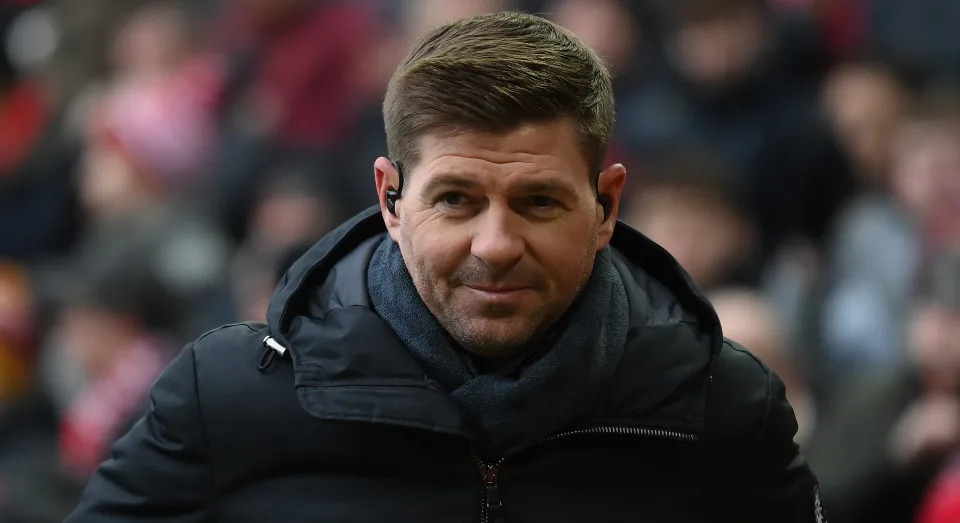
xmin=470 ymin=205 xmax=525 ymax=272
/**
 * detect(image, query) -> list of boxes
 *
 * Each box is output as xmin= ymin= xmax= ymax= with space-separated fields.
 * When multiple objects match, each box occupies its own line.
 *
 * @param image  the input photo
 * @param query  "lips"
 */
xmin=463 ymin=284 xmax=532 ymax=302
xmin=464 ymin=284 xmax=529 ymax=293
xmin=460 ymin=284 xmax=535 ymax=313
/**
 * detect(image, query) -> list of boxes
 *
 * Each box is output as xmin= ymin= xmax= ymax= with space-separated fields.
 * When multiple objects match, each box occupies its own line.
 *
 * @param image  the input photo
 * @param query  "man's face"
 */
xmin=375 ymin=119 xmax=625 ymax=357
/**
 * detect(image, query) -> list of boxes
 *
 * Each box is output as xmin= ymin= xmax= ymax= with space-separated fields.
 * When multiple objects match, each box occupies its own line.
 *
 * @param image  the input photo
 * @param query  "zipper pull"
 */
xmin=258 ymin=336 xmax=288 ymax=373
xmin=257 ymin=347 xmax=276 ymax=373
xmin=485 ymin=464 xmax=503 ymax=516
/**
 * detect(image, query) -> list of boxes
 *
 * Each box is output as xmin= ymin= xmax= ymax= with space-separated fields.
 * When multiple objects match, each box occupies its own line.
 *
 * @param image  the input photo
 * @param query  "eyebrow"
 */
xmin=516 ymin=180 xmax=578 ymax=197
xmin=419 ymin=174 xmax=480 ymax=196
xmin=419 ymin=173 xmax=580 ymax=198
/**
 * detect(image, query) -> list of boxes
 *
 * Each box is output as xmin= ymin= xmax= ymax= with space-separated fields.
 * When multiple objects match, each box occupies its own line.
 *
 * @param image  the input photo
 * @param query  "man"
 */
xmin=66 ymin=12 xmax=822 ymax=522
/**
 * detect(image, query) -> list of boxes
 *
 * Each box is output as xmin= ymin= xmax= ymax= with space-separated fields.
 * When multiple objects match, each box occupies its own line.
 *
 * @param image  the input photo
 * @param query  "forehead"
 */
xmin=409 ymin=119 xmax=591 ymax=190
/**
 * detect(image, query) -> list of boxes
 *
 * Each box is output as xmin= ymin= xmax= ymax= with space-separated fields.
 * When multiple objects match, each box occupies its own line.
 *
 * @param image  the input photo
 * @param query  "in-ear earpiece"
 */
xmin=386 ymin=188 xmax=400 ymax=215
xmin=598 ymin=195 xmax=613 ymax=222
xmin=386 ymin=159 xmax=405 ymax=216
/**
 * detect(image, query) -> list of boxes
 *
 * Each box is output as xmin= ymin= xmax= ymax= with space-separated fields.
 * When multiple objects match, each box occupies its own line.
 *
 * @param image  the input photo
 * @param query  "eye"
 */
xmin=440 ymin=192 xmax=465 ymax=206
xmin=520 ymin=195 xmax=565 ymax=219
xmin=435 ymin=192 xmax=477 ymax=216
xmin=528 ymin=195 xmax=558 ymax=208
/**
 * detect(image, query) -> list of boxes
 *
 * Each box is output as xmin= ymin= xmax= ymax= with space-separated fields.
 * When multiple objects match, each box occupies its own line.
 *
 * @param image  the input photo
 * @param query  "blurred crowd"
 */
xmin=0 ymin=0 xmax=959 ymax=521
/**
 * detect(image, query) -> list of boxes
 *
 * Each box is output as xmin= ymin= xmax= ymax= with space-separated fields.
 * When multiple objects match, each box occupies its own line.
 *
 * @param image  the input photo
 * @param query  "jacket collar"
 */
xmin=266 ymin=206 xmax=723 ymax=439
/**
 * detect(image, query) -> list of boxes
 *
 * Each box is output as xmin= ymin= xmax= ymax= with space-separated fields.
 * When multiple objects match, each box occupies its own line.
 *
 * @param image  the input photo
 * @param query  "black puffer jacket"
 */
xmin=66 ymin=207 xmax=824 ymax=523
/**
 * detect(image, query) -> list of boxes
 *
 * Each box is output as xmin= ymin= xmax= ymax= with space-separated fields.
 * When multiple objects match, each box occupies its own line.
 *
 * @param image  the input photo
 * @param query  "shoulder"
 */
xmin=704 ymin=339 xmax=800 ymax=467
xmin=185 ymin=322 xmax=308 ymax=448
xmin=706 ymin=339 xmax=773 ymax=436
xmin=190 ymin=322 xmax=269 ymax=370
xmin=186 ymin=322 xmax=294 ymax=410
xmin=192 ymin=321 xmax=266 ymax=349
xmin=145 ymin=322 xmax=269 ymax=404
xmin=700 ymin=340 xmax=822 ymax=520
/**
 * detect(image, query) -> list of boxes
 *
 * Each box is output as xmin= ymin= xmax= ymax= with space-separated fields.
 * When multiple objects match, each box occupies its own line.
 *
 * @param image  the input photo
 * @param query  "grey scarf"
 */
xmin=367 ymin=237 xmax=630 ymax=457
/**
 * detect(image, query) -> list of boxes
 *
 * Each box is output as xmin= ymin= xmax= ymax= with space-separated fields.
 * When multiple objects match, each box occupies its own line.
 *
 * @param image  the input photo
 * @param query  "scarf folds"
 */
xmin=368 ymin=238 xmax=629 ymax=457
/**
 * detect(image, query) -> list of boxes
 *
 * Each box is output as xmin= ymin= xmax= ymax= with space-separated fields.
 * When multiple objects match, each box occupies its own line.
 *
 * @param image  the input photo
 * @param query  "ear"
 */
xmin=595 ymin=163 xmax=627 ymax=251
xmin=374 ymin=156 xmax=402 ymax=241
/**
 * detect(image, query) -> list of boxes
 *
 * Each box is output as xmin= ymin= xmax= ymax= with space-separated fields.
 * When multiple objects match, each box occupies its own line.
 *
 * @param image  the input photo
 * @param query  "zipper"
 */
xmin=471 ymin=426 xmax=697 ymax=522
xmin=472 ymin=447 xmax=505 ymax=523
xmin=540 ymin=425 xmax=699 ymax=445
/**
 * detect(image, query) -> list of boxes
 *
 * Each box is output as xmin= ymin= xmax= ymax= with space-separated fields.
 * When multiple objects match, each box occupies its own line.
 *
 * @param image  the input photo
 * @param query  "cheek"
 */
xmin=528 ymin=220 xmax=597 ymax=287
xmin=401 ymin=220 xmax=471 ymax=284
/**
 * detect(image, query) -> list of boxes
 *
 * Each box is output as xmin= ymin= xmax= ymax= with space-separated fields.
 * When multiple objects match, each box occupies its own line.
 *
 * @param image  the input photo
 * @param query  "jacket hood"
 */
xmin=265 ymin=206 xmax=722 ymax=439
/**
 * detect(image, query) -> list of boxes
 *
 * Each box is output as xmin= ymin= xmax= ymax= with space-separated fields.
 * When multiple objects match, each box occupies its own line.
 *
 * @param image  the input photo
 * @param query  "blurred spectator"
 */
xmin=229 ymin=165 xmax=337 ymax=322
xmin=108 ymin=1 xmax=196 ymax=81
xmin=206 ymin=0 xmax=383 ymax=238
xmin=819 ymin=88 xmax=960 ymax=384
xmin=622 ymin=151 xmax=760 ymax=291
xmin=808 ymin=247 xmax=960 ymax=523
xmin=0 ymin=261 xmax=36 ymax=409
xmin=46 ymin=106 xmax=233 ymax=344
xmin=51 ymin=259 xmax=174 ymax=482
xmin=57 ymin=1 xmax=218 ymax=149
xmin=231 ymin=240 xmax=312 ymax=325
xmin=42 ymin=11 xmax=236 ymax=340
xmin=87 ymin=1 xmax=223 ymax=201
xmin=0 ymin=261 xmax=66 ymax=523
xmin=0 ymin=4 xmax=55 ymax=179
xmin=0 ymin=244 xmax=180 ymax=521
xmin=823 ymin=60 xmax=912 ymax=189
xmin=710 ymin=287 xmax=816 ymax=445
xmin=616 ymin=0 xmax=853 ymax=262
xmin=208 ymin=0 xmax=380 ymax=148
xmin=51 ymin=0 xmax=169 ymax=107
xmin=669 ymin=0 xmax=771 ymax=90
xmin=245 ymin=171 xmax=336 ymax=253
xmin=0 ymin=3 xmax=81 ymax=261
xmin=54 ymin=204 xmax=232 ymax=344
xmin=892 ymin=89 xmax=960 ymax=251
xmin=80 ymin=79 xmax=215 ymax=219
xmin=547 ymin=0 xmax=641 ymax=85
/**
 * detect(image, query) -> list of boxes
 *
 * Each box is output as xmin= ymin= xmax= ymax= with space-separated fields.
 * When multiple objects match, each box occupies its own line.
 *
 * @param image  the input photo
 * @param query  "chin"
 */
xmin=450 ymin=318 xmax=540 ymax=357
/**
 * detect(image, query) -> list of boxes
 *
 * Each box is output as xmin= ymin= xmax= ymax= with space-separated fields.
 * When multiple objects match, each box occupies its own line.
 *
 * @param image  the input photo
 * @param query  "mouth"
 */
xmin=464 ymin=284 xmax=530 ymax=293
xmin=463 ymin=285 xmax=534 ymax=305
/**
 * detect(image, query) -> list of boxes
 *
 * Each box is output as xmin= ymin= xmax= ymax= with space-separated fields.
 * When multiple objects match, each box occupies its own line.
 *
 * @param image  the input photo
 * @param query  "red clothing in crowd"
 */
xmin=59 ymin=337 xmax=169 ymax=479
xmin=917 ymin=457 xmax=960 ymax=523
xmin=208 ymin=1 xmax=379 ymax=149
